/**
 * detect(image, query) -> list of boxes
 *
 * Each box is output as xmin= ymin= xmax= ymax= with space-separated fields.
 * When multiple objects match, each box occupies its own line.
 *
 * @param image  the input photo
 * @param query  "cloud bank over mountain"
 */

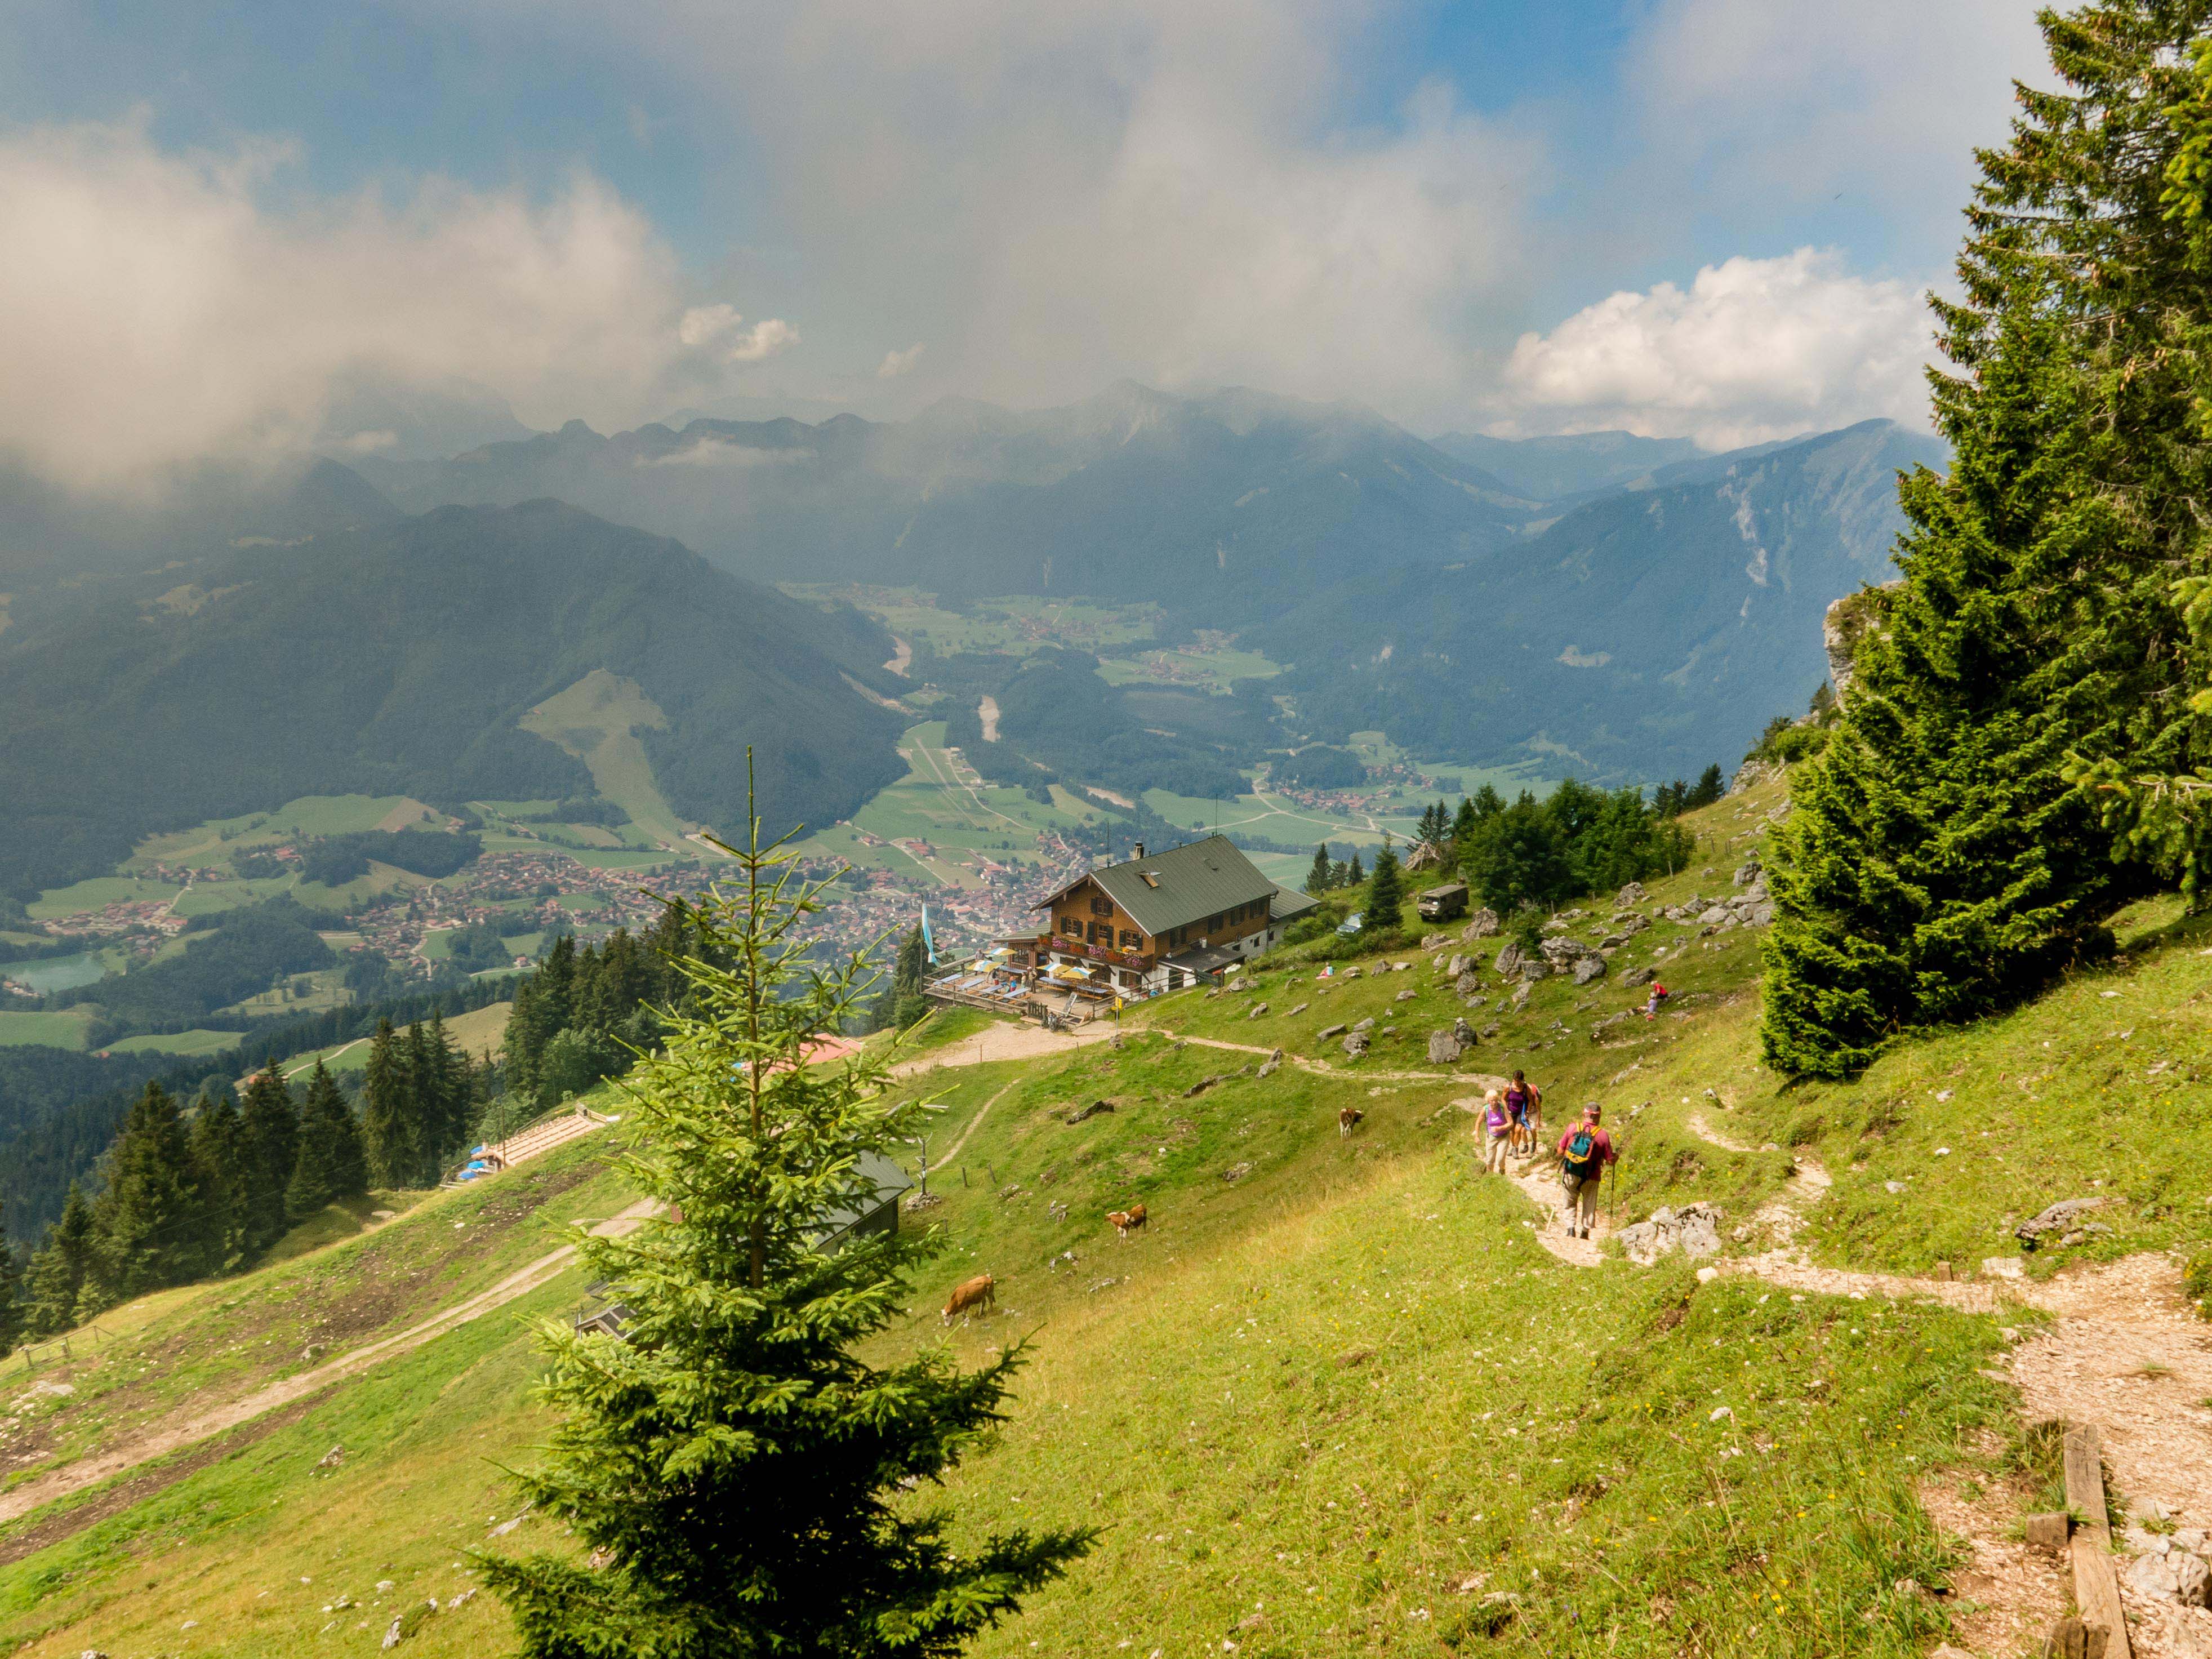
xmin=1496 ymin=249 xmax=1934 ymax=448
xmin=0 ymin=119 xmax=788 ymax=488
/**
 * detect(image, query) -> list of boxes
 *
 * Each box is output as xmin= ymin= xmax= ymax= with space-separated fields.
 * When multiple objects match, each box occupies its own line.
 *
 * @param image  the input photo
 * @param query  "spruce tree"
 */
xmin=362 ymin=1018 xmax=419 ymax=1189
xmin=187 ymin=1088 xmax=250 ymax=1266
xmin=93 ymin=1082 xmax=213 ymax=1301
xmin=288 ymin=1059 xmax=370 ymax=1221
xmin=1306 ymin=842 xmax=1333 ymax=894
xmin=1346 ymin=850 xmax=1364 ymax=886
xmin=1761 ymin=299 xmax=2130 ymax=1076
xmin=238 ymin=1062 xmax=301 ymax=1256
xmin=1689 ymin=765 xmax=1726 ymax=810
xmin=25 ymin=1184 xmax=98 ymax=1336
xmin=477 ymin=763 xmax=1092 ymax=1654
xmin=1363 ymin=840 xmax=1404 ymax=934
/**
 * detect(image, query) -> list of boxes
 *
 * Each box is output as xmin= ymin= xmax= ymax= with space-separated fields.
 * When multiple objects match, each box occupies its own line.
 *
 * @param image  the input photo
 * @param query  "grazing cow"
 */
xmin=1339 ymin=1106 xmax=1366 ymax=1137
xmin=1106 ymin=1202 xmax=1149 ymax=1240
xmin=941 ymin=1273 xmax=996 ymax=1324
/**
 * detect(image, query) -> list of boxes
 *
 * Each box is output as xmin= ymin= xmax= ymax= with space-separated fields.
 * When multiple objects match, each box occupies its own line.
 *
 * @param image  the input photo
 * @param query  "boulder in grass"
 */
xmin=1616 ymin=880 xmax=1648 ymax=905
xmin=1427 ymin=1030 xmax=1464 ymax=1064
xmin=1619 ymin=966 xmax=1656 ymax=988
xmin=1319 ymin=1022 xmax=1347 ymax=1040
xmin=1342 ymin=1032 xmax=1370 ymax=1058
xmin=1463 ymin=908 xmax=1501 ymax=939
xmin=1572 ymin=955 xmax=1606 ymax=986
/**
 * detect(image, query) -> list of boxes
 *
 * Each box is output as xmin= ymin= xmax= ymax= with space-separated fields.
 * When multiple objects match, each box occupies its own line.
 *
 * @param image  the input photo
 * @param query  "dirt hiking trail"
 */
xmin=0 ymin=1198 xmax=661 ymax=1528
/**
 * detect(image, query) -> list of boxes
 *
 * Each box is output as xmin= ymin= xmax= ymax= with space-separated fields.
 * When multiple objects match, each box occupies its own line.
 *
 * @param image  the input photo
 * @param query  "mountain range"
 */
xmin=1269 ymin=419 xmax=1947 ymax=779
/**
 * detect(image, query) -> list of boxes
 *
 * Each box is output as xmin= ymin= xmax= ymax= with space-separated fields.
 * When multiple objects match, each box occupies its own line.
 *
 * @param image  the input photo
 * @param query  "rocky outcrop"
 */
xmin=1463 ymin=908 xmax=1501 ymax=940
xmin=2015 ymin=1197 xmax=2118 ymax=1249
xmin=1494 ymin=939 xmax=1546 ymax=980
xmin=1615 ymin=1203 xmax=1725 ymax=1265
xmin=1427 ymin=1030 xmax=1464 ymax=1064
xmin=1615 ymin=880 xmax=1648 ymax=906
xmin=1571 ymin=955 xmax=1606 ymax=985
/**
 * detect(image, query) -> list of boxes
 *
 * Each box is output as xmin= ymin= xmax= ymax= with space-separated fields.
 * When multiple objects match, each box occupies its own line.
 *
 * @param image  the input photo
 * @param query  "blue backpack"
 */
xmin=1563 ymin=1126 xmax=1600 ymax=1180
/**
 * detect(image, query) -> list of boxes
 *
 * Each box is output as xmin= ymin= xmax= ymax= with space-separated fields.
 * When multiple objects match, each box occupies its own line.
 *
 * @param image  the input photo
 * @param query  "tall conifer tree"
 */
xmin=1363 ymin=840 xmax=1404 ymax=933
xmin=1305 ymin=843 xmax=1333 ymax=893
xmin=187 ymin=1088 xmax=250 ymax=1266
xmin=478 ymin=765 xmax=1091 ymax=1654
xmin=288 ymin=1058 xmax=370 ymax=1221
xmin=238 ymin=1062 xmax=301 ymax=1255
xmin=25 ymin=1184 xmax=97 ymax=1335
xmin=93 ymin=1082 xmax=212 ymax=1300
xmin=362 ymin=1018 xmax=417 ymax=1189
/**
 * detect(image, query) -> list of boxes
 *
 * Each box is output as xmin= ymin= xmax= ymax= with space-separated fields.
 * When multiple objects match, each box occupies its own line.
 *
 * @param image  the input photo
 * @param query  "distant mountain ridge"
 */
xmin=0 ymin=501 xmax=907 ymax=896
xmin=1270 ymin=419 xmax=1950 ymax=781
xmin=1426 ymin=429 xmax=1706 ymax=502
xmin=351 ymin=382 xmax=1545 ymax=620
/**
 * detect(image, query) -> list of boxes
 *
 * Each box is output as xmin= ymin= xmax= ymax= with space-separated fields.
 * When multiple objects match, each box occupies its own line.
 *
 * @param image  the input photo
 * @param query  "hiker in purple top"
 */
xmin=1556 ymin=1104 xmax=1617 ymax=1239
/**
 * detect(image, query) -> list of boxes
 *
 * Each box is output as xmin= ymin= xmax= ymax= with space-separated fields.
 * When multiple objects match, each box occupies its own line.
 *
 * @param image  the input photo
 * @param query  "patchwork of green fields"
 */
xmin=103 ymin=1028 xmax=245 ymax=1056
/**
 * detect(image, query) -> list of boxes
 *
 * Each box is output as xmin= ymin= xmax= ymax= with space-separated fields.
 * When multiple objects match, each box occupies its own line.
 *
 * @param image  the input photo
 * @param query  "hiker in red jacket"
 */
xmin=1557 ymin=1104 xmax=1617 ymax=1239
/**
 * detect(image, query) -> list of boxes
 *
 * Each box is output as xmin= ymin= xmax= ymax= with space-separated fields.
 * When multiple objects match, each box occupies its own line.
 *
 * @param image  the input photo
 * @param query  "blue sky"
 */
xmin=0 ymin=0 xmax=2048 ymax=484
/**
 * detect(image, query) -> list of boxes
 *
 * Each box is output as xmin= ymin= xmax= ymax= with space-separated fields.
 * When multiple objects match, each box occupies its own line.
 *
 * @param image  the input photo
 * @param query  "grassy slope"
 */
xmin=4 ymin=780 xmax=2209 ymax=1655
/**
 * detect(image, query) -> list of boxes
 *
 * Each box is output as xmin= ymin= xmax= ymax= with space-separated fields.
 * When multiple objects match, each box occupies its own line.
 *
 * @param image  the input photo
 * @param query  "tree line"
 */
xmin=503 ymin=906 xmax=720 ymax=1113
xmin=0 ymin=1004 xmax=497 ymax=1352
xmin=1761 ymin=3 xmax=2212 ymax=1077
xmin=1301 ymin=775 xmax=1712 ymax=922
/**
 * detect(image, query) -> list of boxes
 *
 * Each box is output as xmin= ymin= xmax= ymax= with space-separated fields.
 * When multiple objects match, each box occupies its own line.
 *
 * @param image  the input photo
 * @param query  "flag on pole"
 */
xmin=920 ymin=904 xmax=937 ymax=964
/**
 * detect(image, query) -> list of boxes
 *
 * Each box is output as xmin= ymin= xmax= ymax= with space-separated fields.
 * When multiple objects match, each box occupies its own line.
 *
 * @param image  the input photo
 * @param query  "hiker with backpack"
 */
xmin=1504 ymin=1070 xmax=1541 ymax=1156
xmin=1556 ymin=1104 xmax=1617 ymax=1239
xmin=1481 ymin=1088 xmax=1512 ymax=1174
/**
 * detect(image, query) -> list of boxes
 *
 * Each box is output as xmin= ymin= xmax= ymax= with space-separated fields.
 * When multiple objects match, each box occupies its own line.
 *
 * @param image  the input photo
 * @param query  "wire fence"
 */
xmin=0 ymin=1321 xmax=116 ymax=1379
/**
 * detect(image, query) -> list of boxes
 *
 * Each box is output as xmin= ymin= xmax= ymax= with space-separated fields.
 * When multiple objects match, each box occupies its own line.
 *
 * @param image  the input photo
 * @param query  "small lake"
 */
xmin=0 ymin=950 xmax=110 ymax=993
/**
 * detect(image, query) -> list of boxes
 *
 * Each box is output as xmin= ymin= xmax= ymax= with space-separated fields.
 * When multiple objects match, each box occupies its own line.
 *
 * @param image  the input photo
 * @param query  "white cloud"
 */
xmin=1496 ymin=249 xmax=1934 ymax=448
xmin=638 ymin=437 xmax=816 ymax=468
xmin=0 ymin=119 xmax=788 ymax=488
xmin=600 ymin=1 xmax=1539 ymax=422
xmin=876 ymin=343 xmax=925 ymax=379
xmin=679 ymin=304 xmax=798 ymax=362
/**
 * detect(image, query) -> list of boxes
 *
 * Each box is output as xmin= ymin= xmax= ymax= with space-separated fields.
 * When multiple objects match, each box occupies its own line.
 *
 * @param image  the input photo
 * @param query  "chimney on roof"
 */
xmin=1133 ymin=841 xmax=1145 ymax=861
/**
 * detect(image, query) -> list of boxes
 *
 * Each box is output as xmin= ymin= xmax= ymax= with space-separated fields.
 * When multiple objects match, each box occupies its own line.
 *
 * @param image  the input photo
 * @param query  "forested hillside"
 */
xmin=0 ymin=500 xmax=908 ymax=896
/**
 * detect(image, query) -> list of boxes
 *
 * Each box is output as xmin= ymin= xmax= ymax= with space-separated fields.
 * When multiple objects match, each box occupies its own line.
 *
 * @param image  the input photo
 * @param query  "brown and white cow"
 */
xmin=941 ymin=1273 xmax=996 ymax=1324
xmin=1105 ymin=1202 xmax=1149 ymax=1240
xmin=1339 ymin=1106 xmax=1365 ymax=1137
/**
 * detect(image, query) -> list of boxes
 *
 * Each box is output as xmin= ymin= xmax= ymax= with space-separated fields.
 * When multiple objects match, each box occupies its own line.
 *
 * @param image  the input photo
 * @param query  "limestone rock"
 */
xmin=1395 ymin=988 xmax=1416 ymax=1002
xmin=2017 ymin=1196 xmax=2118 ymax=1248
xmin=1463 ymin=908 xmax=1501 ymax=940
xmin=1452 ymin=1016 xmax=1476 ymax=1047
xmin=1319 ymin=1022 xmax=1347 ymax=1040
xmin=1571 ymin=955 xmax=1606 ymax=986
xmin=1510 ymin=982 xmax=1533 ymax=1012
xmin=1494 ymin=940 xmax=1528 ymax=977
xmin=1246 ymin=1002 xmax=1268 ymax=1019
xmin=1455 ymin=969 xmax=1482 ymax=998
xmin=1288 ymin=1002 xmax=1308 ymax=1017
xmin=1615 ymin=880 xmax=1648 ymax=905
xmin=1445 ymin=953 xmax=1470 ymax=979
xmin=1342 ymin=1032 xmax=1370 ymax=1058
xmin=1352 ymin=1016 xmax=1376 ymax=1032
xmin=1615 ymin=1202 xmax=1725 ymax=1265
xmin=1733 ymin=857 xmax=1762 ymax=887
xmin=1256 ymin=1060 xmax=1278 ymax=1079
xmin=1619 ymin=966 xmax=1656 ymax=988
xmin=1427 ymin=1030 xmax=1464 ymax=1064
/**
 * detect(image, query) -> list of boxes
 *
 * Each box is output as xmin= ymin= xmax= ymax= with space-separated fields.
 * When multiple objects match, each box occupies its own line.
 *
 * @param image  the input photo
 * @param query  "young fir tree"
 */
xmin=1363 ymin=839 xmax=1404 ymax=934
xmin=1688 ymin=764 xmax=1726 ymax=810
xmin=238 ymin=1061 xmax=301 ymax=1256
xmin=92 ymin=1082 xmax=213 ymax=1301
xmin=186 ymin=1087 xmax=250 ymax=1266
xmin=1346 ymin=849 xmax=1364 ymax=886
xmin=288 ymin=1058 xmax=370 ymax=1222
xmin=1305 ymin=843 xmax=1333 ymax=894
xmin=361 ymin=1018 xmax=419 ymax=1189
xmin=477 ymin=762 xmax=1092 ymax=1655
xmin=25 ymin=1183 xmax=98 ymax=1335
xmin=1760 ymin=300 xmax=2130 ymax=1076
